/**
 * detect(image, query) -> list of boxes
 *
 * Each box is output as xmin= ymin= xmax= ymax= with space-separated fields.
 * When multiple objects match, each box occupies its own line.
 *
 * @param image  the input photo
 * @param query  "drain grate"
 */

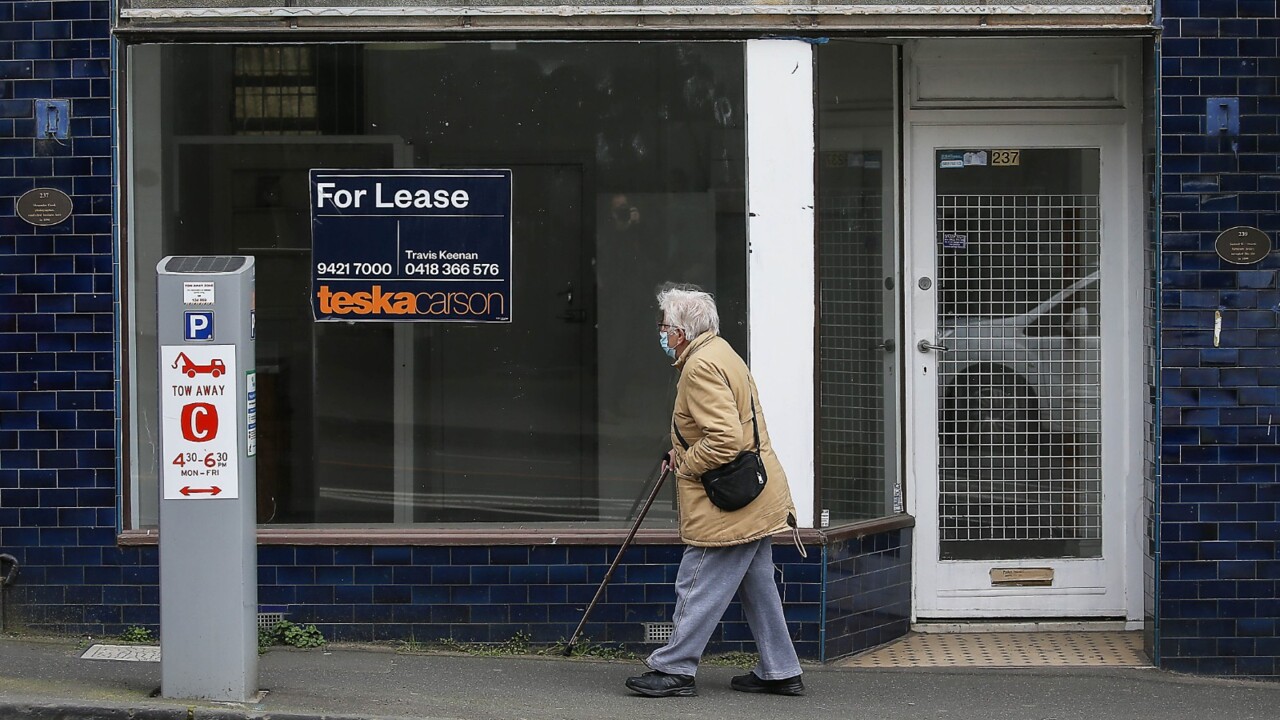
xmin=644 ymin=622 xmax=674 ymax=643
xmin=258 ymin=612 xmax=285 ymax=632
xmin=81 ymin=644 xmax=161 ymax=663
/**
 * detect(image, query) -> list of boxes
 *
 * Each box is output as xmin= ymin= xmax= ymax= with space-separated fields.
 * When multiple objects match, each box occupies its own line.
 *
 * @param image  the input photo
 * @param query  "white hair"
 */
xmin=657 ymin=284 xmax=720 ymax=338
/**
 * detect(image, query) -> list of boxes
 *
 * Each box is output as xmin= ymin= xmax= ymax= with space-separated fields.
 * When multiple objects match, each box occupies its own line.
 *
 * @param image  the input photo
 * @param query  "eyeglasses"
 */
xmin=657 ymin=323 xmax=679 ymax=333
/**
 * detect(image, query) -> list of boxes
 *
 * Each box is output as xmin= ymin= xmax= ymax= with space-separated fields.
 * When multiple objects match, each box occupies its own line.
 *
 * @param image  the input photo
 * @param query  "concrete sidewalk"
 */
xmin=1 ymin=636 xmax=1278 ymax=720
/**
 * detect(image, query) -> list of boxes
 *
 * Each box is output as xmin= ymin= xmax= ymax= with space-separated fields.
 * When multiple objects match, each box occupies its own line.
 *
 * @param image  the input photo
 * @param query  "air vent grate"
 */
xmin=258 ymin=612 xmax=285 ymax=632
xmin=644 ymin=622 xmax=675 ymax=643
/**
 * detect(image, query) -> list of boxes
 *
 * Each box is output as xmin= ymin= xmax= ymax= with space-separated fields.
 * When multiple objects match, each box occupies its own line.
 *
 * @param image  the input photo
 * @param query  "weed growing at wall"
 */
xmin=540 ymin=637 xmax=636 ymax=660
xmin=119 ymin=626 xmax=155 ymax=644
xmin=259 ymin=621 xmax=326 ymax=652
xmin=434 ymin=630 xmax=533 ymax=656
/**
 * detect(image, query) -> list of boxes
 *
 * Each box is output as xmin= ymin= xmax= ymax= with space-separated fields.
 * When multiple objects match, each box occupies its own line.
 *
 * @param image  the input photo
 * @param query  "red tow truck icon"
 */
xmin=172 ymin=352 xmax=226 ymax=379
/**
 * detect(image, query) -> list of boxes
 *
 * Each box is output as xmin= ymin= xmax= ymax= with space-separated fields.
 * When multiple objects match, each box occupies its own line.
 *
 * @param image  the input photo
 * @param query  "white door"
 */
xmin=908 ymin=123 xmax=1132 ymax=617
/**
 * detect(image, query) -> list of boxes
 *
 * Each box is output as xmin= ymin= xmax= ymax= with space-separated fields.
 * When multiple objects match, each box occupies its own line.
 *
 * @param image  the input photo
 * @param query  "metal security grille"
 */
xmin=935 ymin=193 xmax=1102 ymax=561
xmin=819 ymin=189 xmax=887 ymax=522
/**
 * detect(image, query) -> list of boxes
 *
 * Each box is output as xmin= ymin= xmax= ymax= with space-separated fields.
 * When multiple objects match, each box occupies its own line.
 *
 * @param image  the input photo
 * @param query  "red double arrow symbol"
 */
xmin=180 ymin=486 xmax=222 ymax=496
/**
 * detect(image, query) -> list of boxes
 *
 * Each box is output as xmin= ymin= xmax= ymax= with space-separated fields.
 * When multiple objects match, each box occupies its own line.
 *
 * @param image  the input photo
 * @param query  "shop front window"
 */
xmin=815 ymin=42 xmax=902 ymax=525
xmin=127 ymin=43 xmax=747 ymax=527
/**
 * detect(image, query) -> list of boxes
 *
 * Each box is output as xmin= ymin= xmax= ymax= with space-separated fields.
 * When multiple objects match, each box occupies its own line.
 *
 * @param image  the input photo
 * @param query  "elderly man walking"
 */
xmin=624 ymin=285 xmax=805 ymax=698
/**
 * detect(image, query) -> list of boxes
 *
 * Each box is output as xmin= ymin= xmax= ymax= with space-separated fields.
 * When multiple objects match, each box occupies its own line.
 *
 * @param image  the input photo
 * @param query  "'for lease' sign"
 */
xmin=309 ymin=169 xmax=513 ymax=322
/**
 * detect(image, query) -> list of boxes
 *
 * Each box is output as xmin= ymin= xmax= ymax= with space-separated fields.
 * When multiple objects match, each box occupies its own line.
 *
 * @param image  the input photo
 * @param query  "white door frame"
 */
xmin=903 ymin=39 xmax=1144 ymax=624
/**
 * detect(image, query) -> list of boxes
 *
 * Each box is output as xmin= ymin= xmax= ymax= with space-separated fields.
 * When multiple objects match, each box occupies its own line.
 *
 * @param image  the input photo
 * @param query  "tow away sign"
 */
xmin=161 ymin=345 xmax=239 ymax=500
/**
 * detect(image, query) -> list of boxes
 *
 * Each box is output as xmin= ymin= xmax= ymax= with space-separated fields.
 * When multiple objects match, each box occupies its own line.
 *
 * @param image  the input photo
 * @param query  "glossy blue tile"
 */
xmin=450 ymin=546 xmax=487 ymax=565
xmin=354 ymin=566 xmax=393 ymax=585
xmin=490 ymin=546 xmax=529 ymax=565
xmin=430 ymin=566 xmax=467 ymax=585
xmin=470 ymin=565 xmax=508 ymax=584
xmin=510 ymin=565 xmax=548 ymax=585
xmin=315 ymin=567 xmax=353 ymax=586
xmin=549 ymin=565 xmax=587 ymax=584
xmin=411 ymin=585 xmax=449 ymax=605
xmin=450 ymin=585 xmax=489 ymax=604
xmin=276 ymin=566 xmax=315 ymax=585
xmin=372 ymin=546 xmax=411 ymax=565
xmin=373 ymin=585 xmax=411 ymax=604
xmin=392 ymin=565 xmax=429 ymax=585
xmin=489 ymin=584 xmax=528 ymax=604
xmin=410 ymin=547 xmax=447 ymax=565
xmin=528 ymin=546 xmax=567 ymax=565
xmin=295 ymin=547 xmax=334 ymax=566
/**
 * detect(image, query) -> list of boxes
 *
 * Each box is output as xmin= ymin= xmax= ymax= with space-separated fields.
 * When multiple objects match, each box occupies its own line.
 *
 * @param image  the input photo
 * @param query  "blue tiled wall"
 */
xmin=15 ymin=539 xmax=825 ymax=659
xmin=0 ymin=0 xmax=117 ymax=631
xmin=1159 ymin=0 xmax=1280 ymax=678
xmin=1143 ymin=35 xmax=1162 ymax=665
xmin=823 ymin=528 xmax=911 ymax=661
xmin=266 ymin=542 xmax=824 ymax=658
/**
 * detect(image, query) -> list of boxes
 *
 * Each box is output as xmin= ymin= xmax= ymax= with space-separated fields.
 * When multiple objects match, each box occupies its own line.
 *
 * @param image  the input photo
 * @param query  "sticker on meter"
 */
xmin=161 ymin=345 xmax=239 ymax=499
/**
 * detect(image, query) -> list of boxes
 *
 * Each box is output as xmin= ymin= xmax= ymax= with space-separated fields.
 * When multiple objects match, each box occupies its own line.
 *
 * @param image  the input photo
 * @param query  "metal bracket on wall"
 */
xmin=35 ymin=100 xmax=70 ymax=140
xmin=1206 ymin=97 xmax=1239 ymax=136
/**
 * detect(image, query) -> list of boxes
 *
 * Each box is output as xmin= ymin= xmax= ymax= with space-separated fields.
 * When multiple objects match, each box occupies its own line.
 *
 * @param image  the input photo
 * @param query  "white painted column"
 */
xmin=746 ymin=40 xmax=815 ymax=528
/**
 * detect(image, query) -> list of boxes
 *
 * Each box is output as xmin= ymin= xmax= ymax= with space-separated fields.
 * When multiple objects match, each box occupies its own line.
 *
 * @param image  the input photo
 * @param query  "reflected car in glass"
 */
xmin=938 ymin=272 xmax=1101 ymax=447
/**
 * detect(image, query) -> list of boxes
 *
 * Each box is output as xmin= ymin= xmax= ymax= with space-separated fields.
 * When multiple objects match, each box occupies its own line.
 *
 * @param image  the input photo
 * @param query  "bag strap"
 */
xmin=671 ymin=393 xmax=759 ymax=452
xmin=672 ymin=420 xmax=689 ymax=450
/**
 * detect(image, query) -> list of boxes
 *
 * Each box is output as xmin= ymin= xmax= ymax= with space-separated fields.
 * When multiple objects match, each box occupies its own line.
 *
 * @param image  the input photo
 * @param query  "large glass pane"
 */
xmin=816 ymin=42 xmax=901 ymax=524
xmin=128 ymin=43 xmax=747 ymax=527
xmin=934 ymin=148 xmax=1102 ymax=560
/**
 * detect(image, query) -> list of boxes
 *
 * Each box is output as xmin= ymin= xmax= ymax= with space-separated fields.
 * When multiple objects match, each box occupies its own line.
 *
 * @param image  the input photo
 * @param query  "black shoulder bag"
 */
xmin=673 ymin=397 xmax=768 ymax=512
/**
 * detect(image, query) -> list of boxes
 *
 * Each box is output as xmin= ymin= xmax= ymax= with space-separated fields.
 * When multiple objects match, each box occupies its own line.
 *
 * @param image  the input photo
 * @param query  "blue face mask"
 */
xmin=659 ymin=331 xmax=677 ymax=359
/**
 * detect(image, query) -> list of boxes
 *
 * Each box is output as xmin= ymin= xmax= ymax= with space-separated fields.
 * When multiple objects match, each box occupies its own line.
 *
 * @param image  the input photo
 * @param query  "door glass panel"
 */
xmin=935 ymin=148 xmax=1102 ymax=560
xmin=817 ymin=42 xmax=900 ymax=524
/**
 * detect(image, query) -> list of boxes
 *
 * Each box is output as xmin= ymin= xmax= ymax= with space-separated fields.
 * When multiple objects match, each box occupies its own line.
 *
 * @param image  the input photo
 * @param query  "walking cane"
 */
xmin=563 ymin=465 xmax=670 ymax=656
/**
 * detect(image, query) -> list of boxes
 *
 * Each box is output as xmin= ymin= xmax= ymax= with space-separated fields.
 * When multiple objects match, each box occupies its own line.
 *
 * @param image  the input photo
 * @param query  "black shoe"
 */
xmin=625 ymin=670 xmax=697 ymax=697
xmin=730 ymin=671 xmax=805 ymax=696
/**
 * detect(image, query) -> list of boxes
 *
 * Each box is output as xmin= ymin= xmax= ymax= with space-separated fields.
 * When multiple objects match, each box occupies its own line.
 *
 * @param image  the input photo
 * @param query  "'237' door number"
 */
xmin=991 ymin=150 xmax=1021 ymax=166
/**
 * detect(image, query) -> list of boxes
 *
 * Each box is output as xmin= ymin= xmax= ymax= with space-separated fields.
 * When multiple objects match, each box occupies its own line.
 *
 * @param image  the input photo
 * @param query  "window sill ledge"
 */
xmin=118 ymin=515 xmax=912 ymax=547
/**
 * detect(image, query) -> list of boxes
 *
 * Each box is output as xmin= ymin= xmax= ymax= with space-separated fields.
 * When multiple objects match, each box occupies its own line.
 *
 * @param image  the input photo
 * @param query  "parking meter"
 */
xmin=155 ymin=256 xmax=258 ymax=701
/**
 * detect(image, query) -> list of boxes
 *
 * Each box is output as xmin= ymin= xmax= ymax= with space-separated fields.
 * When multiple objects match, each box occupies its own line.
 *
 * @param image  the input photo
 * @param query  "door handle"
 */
xmin=876 ymin=339 xmax=896 ymax=353
xmin=917 ymin=339 xmax=949 ymax=353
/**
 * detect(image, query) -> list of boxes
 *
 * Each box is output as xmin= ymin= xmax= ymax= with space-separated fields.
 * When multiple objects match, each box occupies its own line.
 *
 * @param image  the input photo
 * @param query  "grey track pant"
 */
xmin=644 ymin=537 xmax=802 ymax=680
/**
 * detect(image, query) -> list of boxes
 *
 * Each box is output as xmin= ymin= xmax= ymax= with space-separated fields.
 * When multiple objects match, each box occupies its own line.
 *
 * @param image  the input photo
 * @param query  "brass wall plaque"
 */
xmin=1215 ymin=226 xmax=1271 ymax=265
xmin=990 ymin=567 xmax=1054 ymax=587
xmin=17 ymin=187 xmax=73 ymax=227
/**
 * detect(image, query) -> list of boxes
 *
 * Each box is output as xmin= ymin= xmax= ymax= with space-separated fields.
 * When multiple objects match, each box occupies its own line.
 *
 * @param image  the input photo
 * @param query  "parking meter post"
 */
xmin=155 ymin=256 xmax=257 ymax=701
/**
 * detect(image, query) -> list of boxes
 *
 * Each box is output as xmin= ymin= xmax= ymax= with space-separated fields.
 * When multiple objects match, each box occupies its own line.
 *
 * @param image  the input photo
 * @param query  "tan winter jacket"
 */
xmin=669 ymin=331 xmax=797 ymax=547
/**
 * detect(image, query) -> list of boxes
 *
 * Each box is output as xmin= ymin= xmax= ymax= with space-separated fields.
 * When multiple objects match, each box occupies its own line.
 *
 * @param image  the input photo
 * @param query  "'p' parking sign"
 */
xmin=184 ymin=311 xmax=214 ymax=341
